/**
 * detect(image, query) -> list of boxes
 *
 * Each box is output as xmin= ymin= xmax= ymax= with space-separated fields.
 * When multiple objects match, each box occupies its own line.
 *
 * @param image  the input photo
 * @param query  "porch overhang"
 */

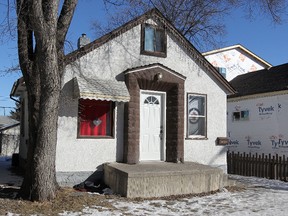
xmin=73 ymin=77 xmax=130 ymax=102
xmin=123 ymin=63 xmax=185 ymax=164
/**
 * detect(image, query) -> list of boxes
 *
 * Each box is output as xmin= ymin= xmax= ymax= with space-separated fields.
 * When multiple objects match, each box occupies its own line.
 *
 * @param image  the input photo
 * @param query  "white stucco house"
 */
xmin=11 ymin=9 xmax=235 ymax=185
xmin=227 ymin=63 xmax=288 ymax=156
xmin=203 ymin=44 xmax=272 ymax=81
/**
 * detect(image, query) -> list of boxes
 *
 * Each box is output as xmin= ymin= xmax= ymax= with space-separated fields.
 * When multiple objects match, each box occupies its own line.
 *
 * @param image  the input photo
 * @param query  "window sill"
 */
xmin=185 ymin=137 xmax=208 ymax=140
xmin=77 ymin=136 xmax=114 ymax=139
xmin=140 ymin=50 xmax=167 ymax=58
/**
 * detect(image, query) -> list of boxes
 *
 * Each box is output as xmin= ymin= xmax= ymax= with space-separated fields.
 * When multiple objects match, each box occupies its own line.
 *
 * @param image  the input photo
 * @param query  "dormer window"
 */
xmin=215 ymin=67 xmax=227 ymax=78
xmin=141 ymin=23 xmax=166 ymax=57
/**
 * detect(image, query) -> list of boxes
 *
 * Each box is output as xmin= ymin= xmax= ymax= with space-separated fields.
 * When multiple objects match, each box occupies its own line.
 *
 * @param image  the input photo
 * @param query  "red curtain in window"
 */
xmin=79 ymin=99 xmax=111 ymax=136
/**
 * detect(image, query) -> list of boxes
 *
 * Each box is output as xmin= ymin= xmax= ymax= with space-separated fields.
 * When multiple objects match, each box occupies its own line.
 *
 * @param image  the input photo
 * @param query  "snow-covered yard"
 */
xmin=59 ymin=175 xmax=288 ymax=216
xmin=1 ymin=156 xmax=288 ymax=216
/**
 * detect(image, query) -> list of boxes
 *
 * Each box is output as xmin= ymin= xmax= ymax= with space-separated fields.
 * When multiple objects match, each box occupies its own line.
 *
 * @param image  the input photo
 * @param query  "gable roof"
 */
xmin=203 ymin=44 xmax=272 ymax=68
xmin=65 ymin=8 xmax=235 ymax=94
xmin=229 ymin=63 xmax=288 ymax=98
xmin=0 ymin=116 xmax=19 ymax=131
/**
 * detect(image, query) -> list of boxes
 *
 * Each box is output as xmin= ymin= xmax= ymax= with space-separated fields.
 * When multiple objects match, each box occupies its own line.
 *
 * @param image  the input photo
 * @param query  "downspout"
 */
xmin=10 ymin=95 xmax=20 ymax=103
xmin=10 ymin=79 xmax=20 ymax=103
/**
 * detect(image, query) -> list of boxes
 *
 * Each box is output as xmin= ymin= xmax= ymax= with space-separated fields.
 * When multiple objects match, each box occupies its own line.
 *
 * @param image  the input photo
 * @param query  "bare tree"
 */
xmin=99 ymin=0 xmax=287 ymax=51
xmin=16 ymin=0 xmax=78 ymax=201
xmin=239 ymin=0 xmax=287 ymax=24
xmin=96 ymin=0 xmax=233 ymax=50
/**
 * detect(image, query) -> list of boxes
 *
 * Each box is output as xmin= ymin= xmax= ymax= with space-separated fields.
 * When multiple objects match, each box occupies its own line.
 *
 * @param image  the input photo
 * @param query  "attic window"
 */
xmin=141 ymin=23 xmax=166 ymax=57
xmin=215 ymin=67 xmax=227 ymax=78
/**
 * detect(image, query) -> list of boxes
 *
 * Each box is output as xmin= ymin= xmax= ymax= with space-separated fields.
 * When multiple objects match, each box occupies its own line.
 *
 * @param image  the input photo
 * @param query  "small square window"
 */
xmin=141 ymin=23 xmax=166 ymax=57
xmin=241 ymin=110 xmax=249 ymax=120
xmin=233 ymin=110 xmax=249 ymax=121
xmin=78 ymin=99 xmax=113 ymax=137
xmin=233 ymin=112 xmax=240 ymax=121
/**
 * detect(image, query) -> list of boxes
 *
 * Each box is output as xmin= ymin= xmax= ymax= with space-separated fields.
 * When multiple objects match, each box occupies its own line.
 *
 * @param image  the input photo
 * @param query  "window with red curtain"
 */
xmin=78 ymin=99 xmax=113 ymax=137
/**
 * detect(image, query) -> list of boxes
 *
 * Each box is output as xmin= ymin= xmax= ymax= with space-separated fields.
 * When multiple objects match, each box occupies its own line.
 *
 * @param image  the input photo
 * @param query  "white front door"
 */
xmin=140 ymin=91 xmax=165 ymax=161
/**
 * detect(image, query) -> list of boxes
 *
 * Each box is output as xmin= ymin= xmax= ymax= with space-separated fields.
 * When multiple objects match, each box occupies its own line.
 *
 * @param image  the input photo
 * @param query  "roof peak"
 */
xmin=203 ymin=44 xmax=272 ymax=68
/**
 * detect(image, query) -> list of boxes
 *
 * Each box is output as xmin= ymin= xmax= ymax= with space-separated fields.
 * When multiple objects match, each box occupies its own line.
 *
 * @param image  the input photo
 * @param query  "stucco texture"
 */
xmin=57 ymin=18 xmax=229 ymax=172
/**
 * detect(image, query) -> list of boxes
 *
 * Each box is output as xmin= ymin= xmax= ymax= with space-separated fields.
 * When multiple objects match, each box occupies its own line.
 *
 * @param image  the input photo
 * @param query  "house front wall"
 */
xmin=227 ymin=93 xmax=288 ymax=156
xmin=184 ymin=75 xmax=228 ymax=166
xmin=56 ymin=17 xmax=229 ymax=174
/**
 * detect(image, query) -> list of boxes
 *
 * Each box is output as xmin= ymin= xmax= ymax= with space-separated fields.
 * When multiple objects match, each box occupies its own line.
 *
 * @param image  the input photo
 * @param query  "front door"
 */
xmin=140 ymin=91 xmax=165 ymax=161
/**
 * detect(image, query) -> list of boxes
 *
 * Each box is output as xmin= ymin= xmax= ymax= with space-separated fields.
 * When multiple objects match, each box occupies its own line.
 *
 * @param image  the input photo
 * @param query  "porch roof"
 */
xmin=73 ymin=77 xmax=130 ymax=102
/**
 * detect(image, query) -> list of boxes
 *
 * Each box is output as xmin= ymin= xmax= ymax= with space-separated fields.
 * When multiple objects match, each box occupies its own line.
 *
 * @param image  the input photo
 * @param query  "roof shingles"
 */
xmin=229 ymin=63 xmax=288 ymax=98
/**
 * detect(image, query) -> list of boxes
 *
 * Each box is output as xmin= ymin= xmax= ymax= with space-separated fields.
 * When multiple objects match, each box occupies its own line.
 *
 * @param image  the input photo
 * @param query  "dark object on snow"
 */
xmin=73 ymin=179 xmax=109 ymax=194
xmin=12 ymin=153 xmax=19 ymax=167
xmin=0 ymin=186 xmax=19 ymax=199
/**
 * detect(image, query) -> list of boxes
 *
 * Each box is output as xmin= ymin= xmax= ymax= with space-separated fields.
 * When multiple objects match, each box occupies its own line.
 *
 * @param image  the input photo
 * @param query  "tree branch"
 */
xmin=57 ymin=0 xmax=78 ymax=50
xmin=28 ymin=0 xmax=45 ymax=35
xmin=16 ymin=0 xmax=33 ymax=78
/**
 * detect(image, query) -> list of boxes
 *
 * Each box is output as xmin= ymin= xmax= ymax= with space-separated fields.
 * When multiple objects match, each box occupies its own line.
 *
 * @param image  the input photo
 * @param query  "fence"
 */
xmin=227 ymin=151 xmax=288 ymax=182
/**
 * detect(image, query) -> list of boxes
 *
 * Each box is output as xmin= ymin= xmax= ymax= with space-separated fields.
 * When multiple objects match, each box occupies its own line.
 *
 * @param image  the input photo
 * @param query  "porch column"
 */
xmin=166 ymin=83 xmax=185 ymax=163
xmin=123 ymin=73 xmax=140 ymax=164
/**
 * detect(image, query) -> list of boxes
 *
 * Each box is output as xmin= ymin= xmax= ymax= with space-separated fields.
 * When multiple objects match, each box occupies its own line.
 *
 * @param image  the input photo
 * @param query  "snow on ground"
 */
xmin=59 ymin=176 xmax=288 ymax=216
xmin=1 ymin=156 xmax=288 ymax=216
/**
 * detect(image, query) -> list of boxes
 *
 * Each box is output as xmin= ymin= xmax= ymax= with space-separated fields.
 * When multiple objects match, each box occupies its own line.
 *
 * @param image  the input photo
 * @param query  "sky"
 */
xmin=0 ymin=1 xmax=287 ymax=116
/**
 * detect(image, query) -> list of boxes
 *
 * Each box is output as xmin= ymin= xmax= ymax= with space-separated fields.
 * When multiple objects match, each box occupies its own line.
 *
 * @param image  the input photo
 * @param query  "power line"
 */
xmin=0 ymin=106 xmax=15 ymax=116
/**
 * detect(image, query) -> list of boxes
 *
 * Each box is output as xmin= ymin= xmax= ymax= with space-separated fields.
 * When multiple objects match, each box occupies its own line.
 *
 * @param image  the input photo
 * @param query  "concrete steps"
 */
xmin=104 ymin=162 xmax=230 ymax=198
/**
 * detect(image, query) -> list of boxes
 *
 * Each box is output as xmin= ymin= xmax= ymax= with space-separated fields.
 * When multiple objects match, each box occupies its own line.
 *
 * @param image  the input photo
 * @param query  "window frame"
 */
xmin=77 ymin=99 xmax=115 ymax=139
xmin=232 ymin=110 xmax=249 ymax=121
xmin=140 ymin=23 xmax=167 ymax=57
xmin=186 ymin=93 xmax=207 ymax=139
xmin=215 ymin=67 xmax=227 ymax=78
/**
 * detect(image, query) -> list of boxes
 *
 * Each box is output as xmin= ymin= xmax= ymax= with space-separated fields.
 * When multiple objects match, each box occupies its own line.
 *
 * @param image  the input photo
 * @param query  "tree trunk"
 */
xmin=16 ymin=0 xmax=78 ymax=201
xmin=20 ymin=37 xmax=61 ymax=201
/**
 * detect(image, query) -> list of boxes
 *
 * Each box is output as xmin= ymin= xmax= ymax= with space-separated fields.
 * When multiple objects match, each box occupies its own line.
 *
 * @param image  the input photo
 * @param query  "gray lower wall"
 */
xmin=56 ymin=171 xmax=104 ymax=187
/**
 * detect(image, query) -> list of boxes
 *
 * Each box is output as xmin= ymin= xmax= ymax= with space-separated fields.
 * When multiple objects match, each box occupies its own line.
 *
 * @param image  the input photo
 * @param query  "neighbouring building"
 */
xmin=203 ymin=44 xmax=272 ymax=81
xmin=11 ymin=9 xmax=235 ymax=185
xmin=0 ymin=116 xmax=20 ymax=157
xmin=227 ymin=63 xmax=288 ymax=156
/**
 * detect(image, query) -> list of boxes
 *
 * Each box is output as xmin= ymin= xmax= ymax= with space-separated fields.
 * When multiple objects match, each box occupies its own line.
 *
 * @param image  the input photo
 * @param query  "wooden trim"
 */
xmin=228 ymin=90 xmax=288 ymax=102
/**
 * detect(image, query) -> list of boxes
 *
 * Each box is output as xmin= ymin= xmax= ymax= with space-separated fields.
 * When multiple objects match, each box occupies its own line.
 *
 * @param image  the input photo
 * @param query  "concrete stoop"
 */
xmin=104 ymin=162 xmax=229 ymax=198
